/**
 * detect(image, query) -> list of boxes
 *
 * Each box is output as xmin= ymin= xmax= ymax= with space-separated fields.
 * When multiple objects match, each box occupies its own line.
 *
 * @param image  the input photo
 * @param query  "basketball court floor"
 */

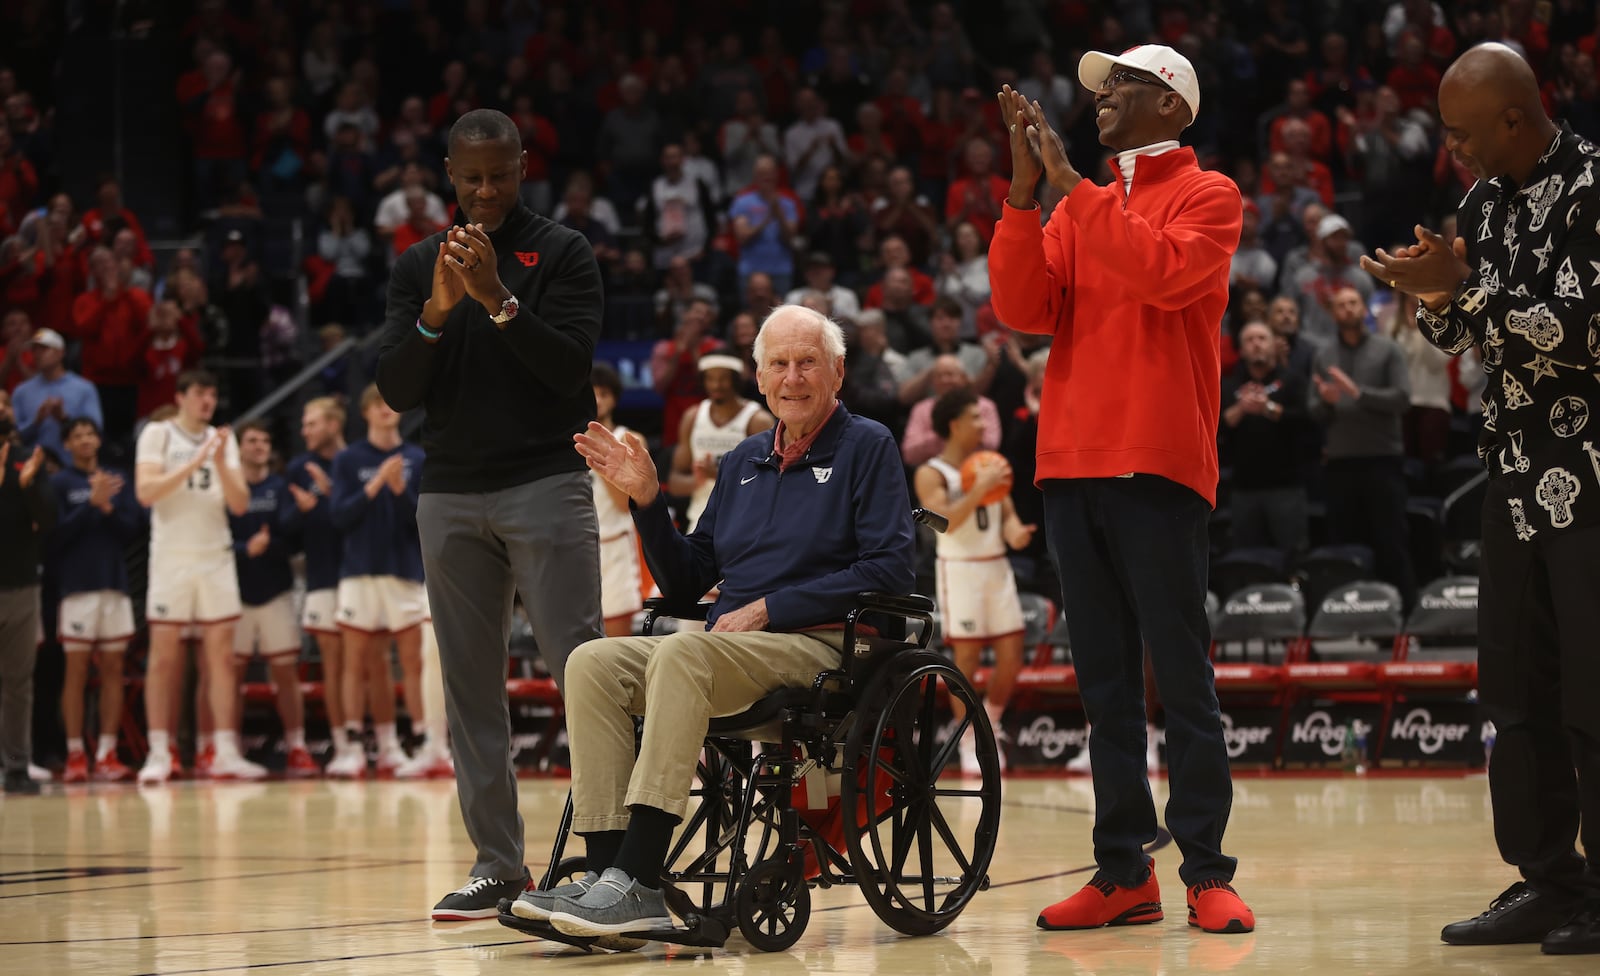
xmin=0 ymin=773 xmax=1589 ymax=975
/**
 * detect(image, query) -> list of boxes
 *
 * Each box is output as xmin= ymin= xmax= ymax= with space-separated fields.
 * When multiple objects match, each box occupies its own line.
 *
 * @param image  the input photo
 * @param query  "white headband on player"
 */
xmin=698 ymin=354 xmax=745 ymax=374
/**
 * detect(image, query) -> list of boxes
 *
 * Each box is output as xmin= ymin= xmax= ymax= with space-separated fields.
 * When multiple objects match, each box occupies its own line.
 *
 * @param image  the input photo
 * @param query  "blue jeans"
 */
xmin=1042 ymin=476 xmax=1237 ymax=887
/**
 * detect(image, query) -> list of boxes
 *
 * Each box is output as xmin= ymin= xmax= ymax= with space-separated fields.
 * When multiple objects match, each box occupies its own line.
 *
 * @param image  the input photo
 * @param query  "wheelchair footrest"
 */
xmin=633 ymin=914 xmax=731 ymax=948
xmin=496 ymin=910 xmax=730 ymax=950
xmin=496 ymin=912 xmax=600 ymax=952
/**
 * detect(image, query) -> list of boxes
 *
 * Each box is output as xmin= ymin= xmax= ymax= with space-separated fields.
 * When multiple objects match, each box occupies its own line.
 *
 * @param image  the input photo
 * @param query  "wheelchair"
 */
xmin=498 ymin=508 xmax=1004 ymax=952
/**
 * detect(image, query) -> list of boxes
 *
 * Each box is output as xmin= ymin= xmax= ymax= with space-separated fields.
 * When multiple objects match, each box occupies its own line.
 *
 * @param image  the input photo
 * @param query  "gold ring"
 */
xmin=1388 ymin=280 xmax=1396 ymax=288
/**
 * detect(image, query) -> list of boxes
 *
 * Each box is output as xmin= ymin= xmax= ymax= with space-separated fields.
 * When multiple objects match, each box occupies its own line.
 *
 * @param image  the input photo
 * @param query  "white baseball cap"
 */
xmin=1317 ymin=213 xmax=1353 ymax=240
xmin=30 ymin=328 xmax=65 ymax=351
xmin=1078 ymin=44 xmax=1201 ymax=125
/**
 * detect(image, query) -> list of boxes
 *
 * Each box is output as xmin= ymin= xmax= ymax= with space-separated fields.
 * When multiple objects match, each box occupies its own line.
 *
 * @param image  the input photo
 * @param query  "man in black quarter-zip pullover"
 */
xmin=377 ymin=109 xmax=605 ymax=921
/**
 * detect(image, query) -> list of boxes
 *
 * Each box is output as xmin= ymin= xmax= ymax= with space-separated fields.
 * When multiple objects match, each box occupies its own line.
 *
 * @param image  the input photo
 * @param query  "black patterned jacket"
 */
xmin=1418 ymin=124 xmax=1600 ymax=540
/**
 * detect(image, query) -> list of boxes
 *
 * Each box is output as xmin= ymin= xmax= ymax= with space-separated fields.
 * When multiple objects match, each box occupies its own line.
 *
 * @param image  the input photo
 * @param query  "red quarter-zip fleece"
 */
xmin=988 ymin=147 xmax=1241 ymax=507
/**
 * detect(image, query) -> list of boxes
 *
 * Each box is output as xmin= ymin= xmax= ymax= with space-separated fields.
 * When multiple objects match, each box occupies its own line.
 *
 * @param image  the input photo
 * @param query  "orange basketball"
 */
xmin=959 ymin=450 xmax=1013 ymax=506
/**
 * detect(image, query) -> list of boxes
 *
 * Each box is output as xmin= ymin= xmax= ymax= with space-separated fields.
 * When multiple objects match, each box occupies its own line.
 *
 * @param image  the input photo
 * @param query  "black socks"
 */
xmin=612 ymin=805 xmax=680 ymax=888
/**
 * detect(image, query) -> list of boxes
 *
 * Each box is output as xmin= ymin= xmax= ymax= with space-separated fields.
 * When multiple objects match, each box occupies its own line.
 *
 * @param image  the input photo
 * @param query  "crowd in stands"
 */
xmin=4 ymin=1 xmax=1600 ymax=772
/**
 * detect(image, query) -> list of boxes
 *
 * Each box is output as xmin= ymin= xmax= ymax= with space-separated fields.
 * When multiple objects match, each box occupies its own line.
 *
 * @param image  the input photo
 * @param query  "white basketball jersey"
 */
xmin=136 ymin=419 xmax=239 ymax=556
xmin=593 ymin=424 xmax=637 ymax=541
xmin=926 ymin=457 xmax=1005 ymax=560
xmin=686 ymin=399 xmax=763 ymax=530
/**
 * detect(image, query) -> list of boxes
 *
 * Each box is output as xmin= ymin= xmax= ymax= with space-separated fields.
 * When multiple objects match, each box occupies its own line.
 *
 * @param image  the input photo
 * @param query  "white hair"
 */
xmin=752 ymin=303 xmax=847 ymax=369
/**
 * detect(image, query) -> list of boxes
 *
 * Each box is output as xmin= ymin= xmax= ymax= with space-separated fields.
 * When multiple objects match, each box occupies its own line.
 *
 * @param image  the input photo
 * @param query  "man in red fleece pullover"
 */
xmin=990 ymin=45 xmax=1254 ymax=936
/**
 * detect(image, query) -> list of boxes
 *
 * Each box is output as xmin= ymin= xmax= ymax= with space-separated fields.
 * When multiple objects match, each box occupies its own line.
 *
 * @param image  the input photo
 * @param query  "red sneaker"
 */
xmin=93 ymin=754 xmax=134 ymax=782
xmin=62 ymin=751 xmax=89 ymax=784
xmin=1187 ymin=879 xmax=1254 ymax=933
xmin=284 ymin=746 xmax=320 ymax=778
xmin=1037 ymin=864 xmax=1164 ymax=930
xmin=194 ymin=745 xmax=214 ymax=779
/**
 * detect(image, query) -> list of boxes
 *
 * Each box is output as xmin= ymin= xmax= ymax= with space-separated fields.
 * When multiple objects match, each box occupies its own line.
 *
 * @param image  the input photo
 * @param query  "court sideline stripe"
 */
xmin=125 ymin=940 xmax=534 ymax=976
xmin=0 ymin=860 xmax=414 ymax=900
xmin=0 ymin=918 xmax=427 ymax=946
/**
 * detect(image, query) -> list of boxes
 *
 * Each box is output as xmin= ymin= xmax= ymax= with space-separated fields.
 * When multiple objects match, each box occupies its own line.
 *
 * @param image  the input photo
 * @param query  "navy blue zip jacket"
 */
xmin=230 ymin=473 xmax=298 ymax=606
xmin=330 ymin=439 xmax=425 ymax=582
xmin=632 ymin=404 xmax=915 ymax=630
xmin=49 ymin=465 xmax=142 ymax=596
xmin=286 ymin=451 xmax=341 ymax=592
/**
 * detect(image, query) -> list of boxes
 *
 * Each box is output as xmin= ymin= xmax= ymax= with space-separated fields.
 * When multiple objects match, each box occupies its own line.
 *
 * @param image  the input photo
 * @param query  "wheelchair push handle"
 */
xmin=912 ymin=507 xmax=948 ymax=534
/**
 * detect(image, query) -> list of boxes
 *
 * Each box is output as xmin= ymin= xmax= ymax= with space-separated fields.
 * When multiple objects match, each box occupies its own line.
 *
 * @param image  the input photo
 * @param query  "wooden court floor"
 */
xmin=0 ymin=773 xmax=1590 ymax=976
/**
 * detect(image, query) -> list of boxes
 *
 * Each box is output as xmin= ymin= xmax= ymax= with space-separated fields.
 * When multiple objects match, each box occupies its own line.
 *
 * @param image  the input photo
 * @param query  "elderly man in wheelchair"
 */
xmin=509 ymin=305 xmax=999 ymax=952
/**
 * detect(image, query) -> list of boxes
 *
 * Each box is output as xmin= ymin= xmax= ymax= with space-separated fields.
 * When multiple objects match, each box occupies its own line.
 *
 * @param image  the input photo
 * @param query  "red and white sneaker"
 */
xmin=62 ymin=751 xmax=90 ymax=784
xmin=284 ymin=746 xmax=321 ymax=778
xmin=1037 ymin=861 xmax=1164 ymax=930
xmin=93 ymin=754 xmax=134 ymax=782
xmin=193 ymin=745 xmax=215 ymax=779
xmin=1187 ymin=879 xmax=1255 ymax=933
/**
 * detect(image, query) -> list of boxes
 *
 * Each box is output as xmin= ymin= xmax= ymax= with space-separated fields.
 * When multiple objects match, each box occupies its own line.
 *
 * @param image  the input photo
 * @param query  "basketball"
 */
xmin=959 ymin=450 xmax=1013 ymax=506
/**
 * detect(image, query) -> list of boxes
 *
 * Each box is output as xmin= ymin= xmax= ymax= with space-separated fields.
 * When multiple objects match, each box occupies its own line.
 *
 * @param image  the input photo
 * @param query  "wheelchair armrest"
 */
xmin=855 ymin=592 xmax=935 ymax=615
xmin=642 ymin=597 xmax=714 ymax=622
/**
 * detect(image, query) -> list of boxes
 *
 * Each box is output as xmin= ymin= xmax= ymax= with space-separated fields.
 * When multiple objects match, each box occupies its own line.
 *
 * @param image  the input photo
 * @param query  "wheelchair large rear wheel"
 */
xmin=841 ymin=651 xmax=1000 ymax=936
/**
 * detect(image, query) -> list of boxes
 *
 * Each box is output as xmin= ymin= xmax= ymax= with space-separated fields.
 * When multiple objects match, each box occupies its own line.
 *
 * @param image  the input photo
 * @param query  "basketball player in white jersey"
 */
xmin=914 ymin=388 xmax=1035 ymax=774
xmin=590 ymin=363 xmax=645 ymax=637
xmin=134 ymin=370 xmax=265 ymax=783
xmin=668 ymin=352 xmax=773 ymax=532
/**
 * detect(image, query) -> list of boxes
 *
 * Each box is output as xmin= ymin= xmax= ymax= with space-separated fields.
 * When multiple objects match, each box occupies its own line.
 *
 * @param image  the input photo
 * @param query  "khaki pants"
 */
xmin=566 ymin=628 xmax=845 ymax=831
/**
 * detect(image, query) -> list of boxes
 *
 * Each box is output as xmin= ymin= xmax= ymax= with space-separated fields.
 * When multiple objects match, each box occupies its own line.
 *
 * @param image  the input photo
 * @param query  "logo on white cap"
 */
xmin=1077 ymin=44 xmax=1201 ymax=125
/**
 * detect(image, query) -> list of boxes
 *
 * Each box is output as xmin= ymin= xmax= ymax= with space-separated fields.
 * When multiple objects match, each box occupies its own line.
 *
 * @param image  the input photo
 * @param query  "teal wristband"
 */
xmin=416 ymin=318 xmax=441 ymax=342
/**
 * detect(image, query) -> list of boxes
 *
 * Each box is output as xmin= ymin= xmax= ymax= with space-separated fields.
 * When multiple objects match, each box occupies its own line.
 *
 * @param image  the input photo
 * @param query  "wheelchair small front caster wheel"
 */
xmin=735 ymin=857 xmax=811 ymax=951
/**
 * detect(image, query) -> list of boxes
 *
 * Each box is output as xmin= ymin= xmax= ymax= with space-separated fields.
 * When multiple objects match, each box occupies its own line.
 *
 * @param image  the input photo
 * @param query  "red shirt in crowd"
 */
xmin=945 ymin=173 xmax=1010 ymax=244
xmin=1385 ymin=61 xmax=1442 ymax=113
xmin=0 ymin=152 xmax=39 ymax=226
xmin=514 ymin=112 xmax=560 ymax=183
xmin=37 ymin=246 xmax=84 ymax=334
xmin=251 ymin=107 xmax=313 ymax=172
xmin=863 ymin=268 xmax=936 ymax=309
xmin=0 ymin=248 xmax=49 ymax=324
xmin=917 ymin=115 xmax=965 ymax=183
xmin=650 ymin=335 xmax=724 ymax=448
xmin=393 ymin=218 xmax=448 ymax=258
xmin=68 ymin=286 xmax=153 ymax=387
xmin=181 ymin=75 xmax=248 ymax=161
xmin=139 ymin=333 xmax=199 ymax=419
xmin=81 ymin=207 xmax=154 ymax=267
xmin=988 ymin=149 xmax=1241 ymax=507
xmin=1268 ymin=110 xmax=1334 ymax=161
xmin=874 ymin=94 xmax=926 ymax=156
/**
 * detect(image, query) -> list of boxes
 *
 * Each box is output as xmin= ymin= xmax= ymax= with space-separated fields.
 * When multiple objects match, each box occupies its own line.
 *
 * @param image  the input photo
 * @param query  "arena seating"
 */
xmin=1378 ymin=576 xmax=1479 ymax=696
xmin=1285 ymin=580 xmax=1405 ymax=699
xmin=1290 ymin=544 xmax=1374 ymax=613
xmin=1209 ymin=582 xmax=1303 ymax=701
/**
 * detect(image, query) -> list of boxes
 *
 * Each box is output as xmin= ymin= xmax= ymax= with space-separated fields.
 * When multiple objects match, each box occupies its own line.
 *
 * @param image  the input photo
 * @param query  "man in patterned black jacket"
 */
xmin=1364 ymin=43 xmax=1600 ymax=956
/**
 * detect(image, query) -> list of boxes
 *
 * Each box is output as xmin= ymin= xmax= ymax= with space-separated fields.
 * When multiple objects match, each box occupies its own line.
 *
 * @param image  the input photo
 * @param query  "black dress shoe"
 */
xmin=1441 ymin=882 xmax=1581 ymax=945
xmin=1542 ymin=905 xmax=1600 ymax=955
xmin=2 ymin=771 xmax=40 ymax=795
